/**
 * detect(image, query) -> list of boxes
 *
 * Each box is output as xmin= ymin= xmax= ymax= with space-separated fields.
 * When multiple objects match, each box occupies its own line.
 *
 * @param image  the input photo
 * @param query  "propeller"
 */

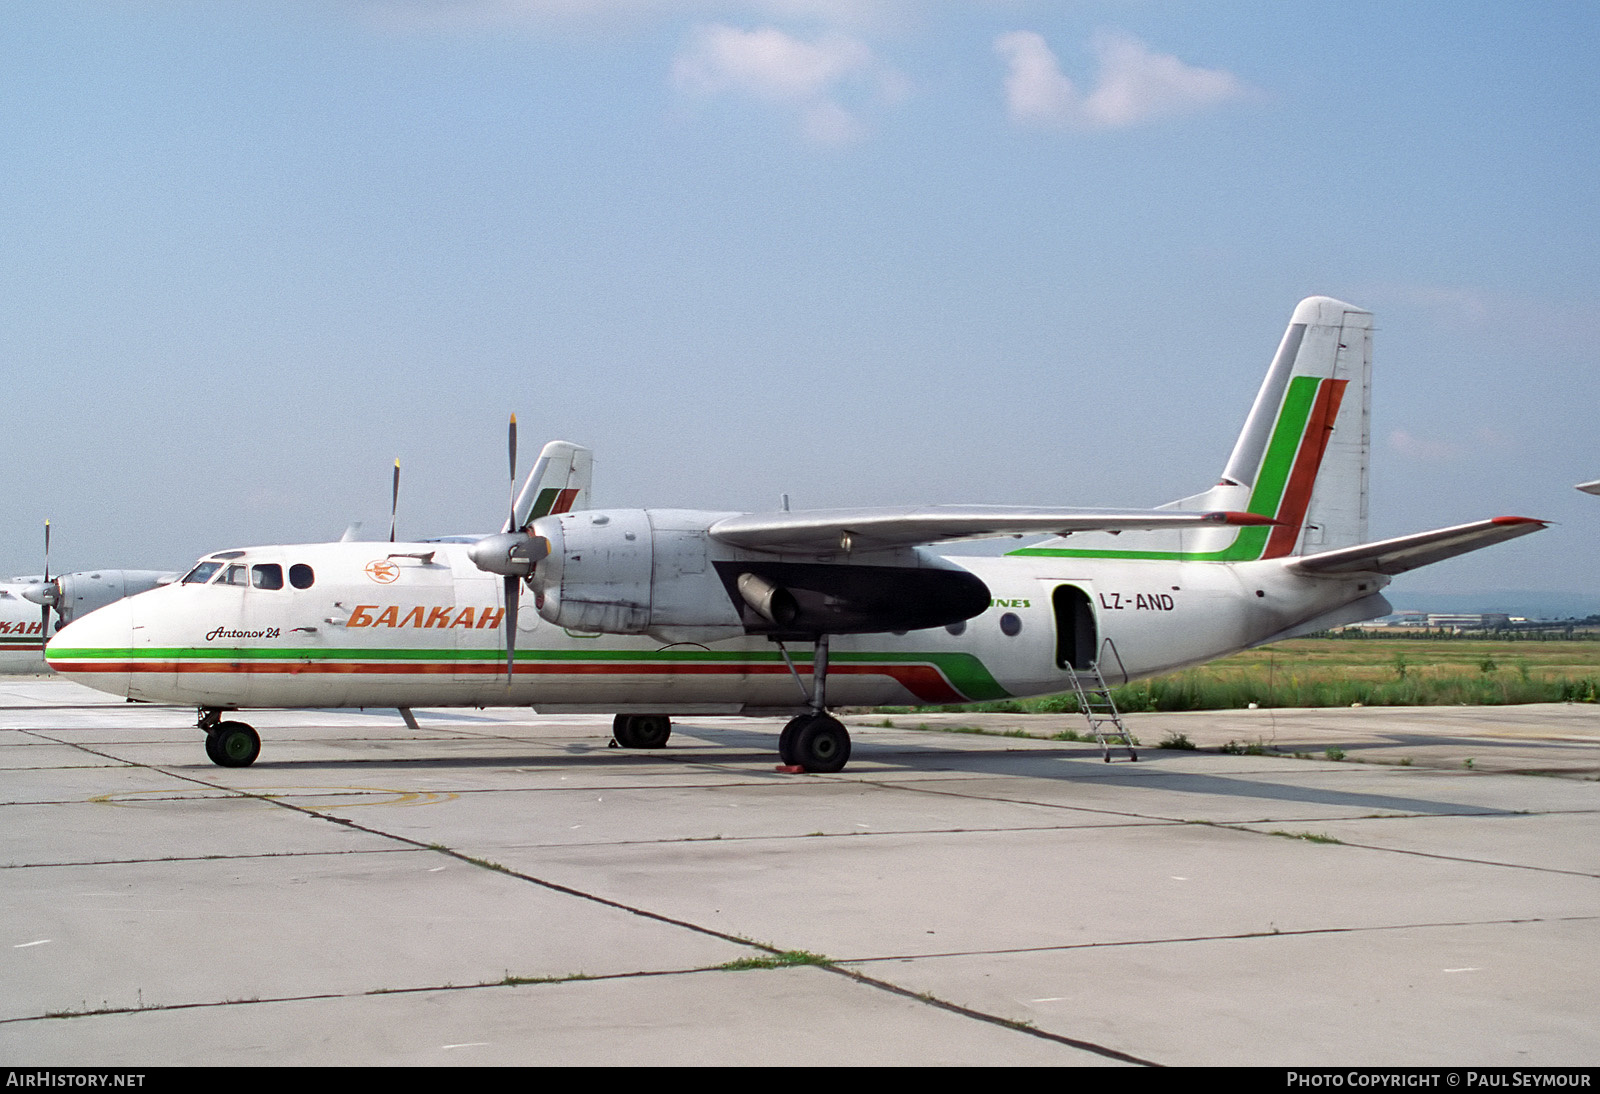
xmin=466 ymin=415 xmax=554 ymax=680
xmin=21 ymin=520 xmax=61 ymax=638
xmin=504 ymin=415 xmax=519 ymax=678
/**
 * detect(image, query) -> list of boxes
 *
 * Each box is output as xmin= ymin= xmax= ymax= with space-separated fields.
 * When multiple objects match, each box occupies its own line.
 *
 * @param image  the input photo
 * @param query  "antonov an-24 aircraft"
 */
xmin=47 ymin=297 xmax=1545 ymax=772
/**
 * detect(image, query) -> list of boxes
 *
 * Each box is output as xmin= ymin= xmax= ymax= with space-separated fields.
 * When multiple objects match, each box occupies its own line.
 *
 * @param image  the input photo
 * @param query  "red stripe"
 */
xmin=1262 ymin=378 xmax=1347 ymax=559
xmin=50 ymin=659 xmax=968 ymax=704
xmin=551 ymin=488 xmax=580 ymax=515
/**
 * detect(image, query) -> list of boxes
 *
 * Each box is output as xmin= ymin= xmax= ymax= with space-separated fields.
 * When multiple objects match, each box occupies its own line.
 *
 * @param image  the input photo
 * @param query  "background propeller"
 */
xmin=21 ymin=520 xmax=61 ymax=638
xmin=504 ymin=415 xmax=519 ymax=678
xmin=389 ymin=458 xmax=400 ymax=543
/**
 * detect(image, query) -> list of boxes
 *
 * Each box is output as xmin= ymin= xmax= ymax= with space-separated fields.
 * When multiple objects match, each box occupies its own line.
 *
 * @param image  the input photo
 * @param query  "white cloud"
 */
xmin=1389 ymin=429 xmax=1466 ymax=464
xmin=995 ymin=30 xmax=1251 ymax=131
xmin=673 ymin=23 xmax=903 ymax=144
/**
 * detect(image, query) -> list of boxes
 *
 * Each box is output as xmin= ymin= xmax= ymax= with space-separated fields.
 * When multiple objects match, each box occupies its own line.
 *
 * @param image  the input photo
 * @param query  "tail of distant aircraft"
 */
xmin=1015 ymin=297 xmax=1373 ymax=563
xmin=507 ymin=440 xmax=593 ymax=532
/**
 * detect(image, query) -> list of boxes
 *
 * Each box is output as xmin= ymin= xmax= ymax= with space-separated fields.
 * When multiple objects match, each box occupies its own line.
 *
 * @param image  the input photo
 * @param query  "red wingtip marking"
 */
xmin=1490 ymin=515 xmax=1549 ymax=526
xmin=1219 ymin=511 xmax=1282 ymax=527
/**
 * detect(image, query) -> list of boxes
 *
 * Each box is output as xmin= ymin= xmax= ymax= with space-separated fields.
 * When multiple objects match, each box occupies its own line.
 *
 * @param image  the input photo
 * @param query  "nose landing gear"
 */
xmin=199 ymin=709 xmax=260 ymax=768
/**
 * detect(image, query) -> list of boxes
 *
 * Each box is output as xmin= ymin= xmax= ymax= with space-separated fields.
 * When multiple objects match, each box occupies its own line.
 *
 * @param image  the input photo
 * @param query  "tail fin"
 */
xmin=508 ymin=441 xmax=593 ymax=532
xmin=1217 ymin=295 xmax=1371 ymax=556
xmin=1013 ymin=297 xmax=1372 ymax=563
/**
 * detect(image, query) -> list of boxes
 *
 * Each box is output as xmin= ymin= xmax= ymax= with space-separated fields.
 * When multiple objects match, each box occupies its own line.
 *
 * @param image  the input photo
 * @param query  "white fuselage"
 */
xmin=47 ymin=539 xmax=1384 ymax=712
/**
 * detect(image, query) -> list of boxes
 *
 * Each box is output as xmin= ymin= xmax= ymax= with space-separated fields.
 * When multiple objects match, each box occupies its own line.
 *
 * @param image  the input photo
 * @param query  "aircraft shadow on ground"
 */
xmin=181 ymin=723 xmax=1517 ymax=817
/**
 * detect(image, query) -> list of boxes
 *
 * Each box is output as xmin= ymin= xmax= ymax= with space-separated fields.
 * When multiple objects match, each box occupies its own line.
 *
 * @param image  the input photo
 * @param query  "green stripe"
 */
xmin=528 ymin=488 xmax=561 ymax=520
xmin=1008 ymin=375 xmax=1320 ymax=563
xmin=47 ymin=645 xmax=1012 ymax=701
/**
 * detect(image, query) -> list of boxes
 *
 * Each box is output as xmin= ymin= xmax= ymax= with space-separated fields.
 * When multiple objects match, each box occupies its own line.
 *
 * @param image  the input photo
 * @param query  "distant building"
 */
xmin=1341 ymin=610 xmax=1513 ymax=632
xmin=1425 ymin=613 xmax=1512 ymax=630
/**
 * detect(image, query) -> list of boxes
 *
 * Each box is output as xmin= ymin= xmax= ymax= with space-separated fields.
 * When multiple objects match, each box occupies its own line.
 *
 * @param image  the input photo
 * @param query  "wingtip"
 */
xmin=1215 ymin=511 xmax=1281 ymax=527
xmin=1490 ymin=515 xmax=1550 ymax=527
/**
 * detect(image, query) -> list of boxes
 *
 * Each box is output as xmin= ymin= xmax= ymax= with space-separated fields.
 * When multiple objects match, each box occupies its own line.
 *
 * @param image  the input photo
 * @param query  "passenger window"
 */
xmin=218 ymin=565 xmax=248 ymax=586
xmin=289 ymin=564 xmax=315 ymax=590
xmin=183 ymin=562 xmax=222 ymax=585
xmin=252 ymin=564 xmax=284 ymax=590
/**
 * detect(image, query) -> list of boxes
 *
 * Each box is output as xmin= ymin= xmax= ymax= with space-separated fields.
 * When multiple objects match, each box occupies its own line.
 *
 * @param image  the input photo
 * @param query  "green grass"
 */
xmin=881 ymin=638 xmax=1600 ymax=715
xmin=718 ymin=950 xmax=832 ymax=971
xmin=1269 ymin=831 xmax=1344 ymax=845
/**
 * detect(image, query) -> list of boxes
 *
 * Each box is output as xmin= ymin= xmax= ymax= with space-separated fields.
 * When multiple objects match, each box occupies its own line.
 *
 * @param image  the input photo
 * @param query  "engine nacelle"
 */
xmin=526 ymin=508 xmax=992 ymax=642
xmin=50 ymin=570 xmax=173 ymax=627
xmin=529 ymin=509 xmax=744 ymax=641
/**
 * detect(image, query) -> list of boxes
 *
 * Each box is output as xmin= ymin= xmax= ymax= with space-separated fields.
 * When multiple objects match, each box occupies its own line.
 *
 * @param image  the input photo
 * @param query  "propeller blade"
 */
xmin=40 ymin=520 xmax=52 ymax=638
xmin=507 ymin=414 xmax=518 ymax=530
xmin=503 ymin=575 xmax=519 ymax=678
xmin=389 ymin=459 xmax=400 ymax=543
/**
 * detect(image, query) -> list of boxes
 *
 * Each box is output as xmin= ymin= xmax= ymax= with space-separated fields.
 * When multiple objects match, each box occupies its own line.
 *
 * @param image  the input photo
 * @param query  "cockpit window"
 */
xmin=182 ymin=562 xmax=223 ymax=585
xmin=218 ymin=565 xmax=248 ymax=586
xmin=289 ymin=564 xmax=315 ymax=590
xmin=251 ymin=564 xmax=284 ymax=590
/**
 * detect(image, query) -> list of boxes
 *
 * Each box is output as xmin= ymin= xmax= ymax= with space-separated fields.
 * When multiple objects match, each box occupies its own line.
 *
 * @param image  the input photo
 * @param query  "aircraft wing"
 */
xmin=1284 ymin=516 xmax=1547 ymax=577
xmin=708 ymin=506 xmax=1275 ymax=553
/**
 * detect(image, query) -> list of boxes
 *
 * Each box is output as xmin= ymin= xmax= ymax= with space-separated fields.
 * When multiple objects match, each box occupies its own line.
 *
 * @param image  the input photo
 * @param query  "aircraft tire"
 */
xmin=211 ymin=722 xmax=261 ymax=768
xmin=792 ymin=714 xmax=850 ymax=774
xmin=612 ymin=714 xmax=638 ymax=748
xmin=778 ymin=716 xmax=804 ymax=766
xmin=612 ymin=714 xmax=672 ymax=750
xmin=630 ymin=715 xmax=671 ymax=749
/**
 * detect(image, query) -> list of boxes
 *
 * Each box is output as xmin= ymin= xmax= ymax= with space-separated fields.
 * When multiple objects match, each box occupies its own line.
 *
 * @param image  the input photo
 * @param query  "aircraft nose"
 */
xmin=45 ymin=596 xmax=135 ymax=697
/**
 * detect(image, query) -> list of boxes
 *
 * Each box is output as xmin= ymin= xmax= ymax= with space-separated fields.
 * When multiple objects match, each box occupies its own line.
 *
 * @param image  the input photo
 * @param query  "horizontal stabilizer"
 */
xmin=1285 ymin=517 xmax=1547 ymax=577
xmin=711 ymin=507 xmax=1275 ymax=554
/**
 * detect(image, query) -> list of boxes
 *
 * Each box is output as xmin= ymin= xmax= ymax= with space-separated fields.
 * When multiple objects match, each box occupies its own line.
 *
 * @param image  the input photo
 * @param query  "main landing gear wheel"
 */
xmin=778 ymin=716 xmax=803 ymax=766
xmin=783 ymin=713 xmax=851 ymax=774
xmin=612 ymin=714 xmax=672 ymax=750
xmin=207 ymin=721 xmax=260 ymax=768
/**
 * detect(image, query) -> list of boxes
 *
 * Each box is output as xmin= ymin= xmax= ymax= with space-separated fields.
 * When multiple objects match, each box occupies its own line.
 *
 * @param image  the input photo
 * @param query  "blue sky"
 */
xmin=5 ymin=1 xmax=1596 ymax=603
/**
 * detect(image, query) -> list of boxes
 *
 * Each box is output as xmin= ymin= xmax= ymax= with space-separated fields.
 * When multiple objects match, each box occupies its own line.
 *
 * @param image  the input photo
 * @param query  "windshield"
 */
xmin=181 ymin=562 xmax=223 ymax=585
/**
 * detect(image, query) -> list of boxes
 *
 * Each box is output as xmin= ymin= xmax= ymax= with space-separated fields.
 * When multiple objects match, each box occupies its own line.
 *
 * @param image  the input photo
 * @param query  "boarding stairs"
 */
xmin=1070 ymin=640 xmax=1136 ymax=762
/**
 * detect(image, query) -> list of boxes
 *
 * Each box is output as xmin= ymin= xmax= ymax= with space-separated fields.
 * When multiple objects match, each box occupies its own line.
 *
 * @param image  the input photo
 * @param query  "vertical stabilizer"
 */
xmin=1010 ymin=296 xmax=1372 ymax=563
xmin=508 ymin=441 xmax=593 ymax=532
xmin=1223 ymin=296 xmax=1371 ymax=556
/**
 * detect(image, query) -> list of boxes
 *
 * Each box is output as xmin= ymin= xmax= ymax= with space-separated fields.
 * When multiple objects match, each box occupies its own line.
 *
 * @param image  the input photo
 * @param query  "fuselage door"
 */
xmin=1051 ymin=584 xmax=1097 ymax=672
